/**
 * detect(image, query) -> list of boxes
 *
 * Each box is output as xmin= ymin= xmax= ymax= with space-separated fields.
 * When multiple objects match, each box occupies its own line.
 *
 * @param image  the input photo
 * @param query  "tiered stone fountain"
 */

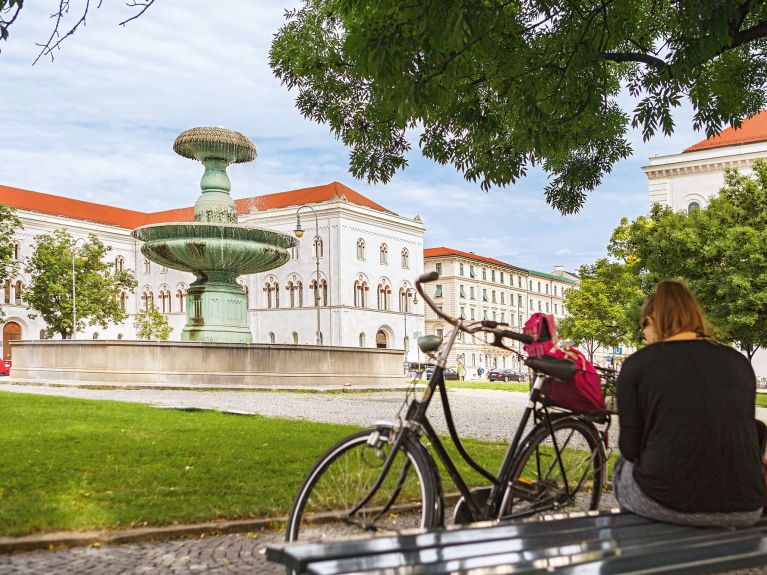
xmin=131 ymin=127 xmax=296 ymax=343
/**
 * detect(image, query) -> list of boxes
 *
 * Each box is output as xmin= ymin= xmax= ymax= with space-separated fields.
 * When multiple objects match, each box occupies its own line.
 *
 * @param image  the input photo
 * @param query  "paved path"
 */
xmin=2 ymin=383 xmax=766 ymax=574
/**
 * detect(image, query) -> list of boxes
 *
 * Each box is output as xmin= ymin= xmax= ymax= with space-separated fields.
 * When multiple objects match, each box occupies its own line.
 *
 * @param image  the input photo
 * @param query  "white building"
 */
xmin=0 ymin=182 xmax=425 ymax=363
xmin=643 ymin=110 xmax=767 ymax=212
xmin=643 ymin=111 xmax=767 ymax=375
xmin=423 ymin=247 xmax=579 ymax=375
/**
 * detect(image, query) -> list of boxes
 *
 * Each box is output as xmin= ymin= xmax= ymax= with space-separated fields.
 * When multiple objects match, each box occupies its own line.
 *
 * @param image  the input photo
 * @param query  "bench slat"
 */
xmin=268 ymin=511 xmax=646 ymax=572
xmin=306 ymin=522 xmax=693 ymax=575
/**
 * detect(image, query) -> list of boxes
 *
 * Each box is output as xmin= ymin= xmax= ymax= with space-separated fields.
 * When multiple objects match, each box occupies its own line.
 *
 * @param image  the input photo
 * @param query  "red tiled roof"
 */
xmin=684 ymin=111 xmax=767 ymax=152
xmin=0 ymin=181 xmax=392 ymax=229
xmin=424 ymin=246 xmax=525 ymax=272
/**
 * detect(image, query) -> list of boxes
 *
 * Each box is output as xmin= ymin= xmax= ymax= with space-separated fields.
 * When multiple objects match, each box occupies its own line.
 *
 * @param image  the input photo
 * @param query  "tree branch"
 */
xmin=602 ymin=51 xmax=668 ymax=70
xmin=120 ymin=0 xmax=154 ymax=27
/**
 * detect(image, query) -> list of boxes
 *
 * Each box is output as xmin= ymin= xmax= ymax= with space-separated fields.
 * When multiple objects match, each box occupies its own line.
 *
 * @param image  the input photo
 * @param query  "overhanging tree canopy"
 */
xmin=271 ymin=0 xmax=767 ymax=213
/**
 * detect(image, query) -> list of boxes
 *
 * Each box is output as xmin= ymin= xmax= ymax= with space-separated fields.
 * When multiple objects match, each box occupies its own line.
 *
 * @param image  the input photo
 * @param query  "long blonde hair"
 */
xmin=641 ymin=280 xmax=711 ymax=341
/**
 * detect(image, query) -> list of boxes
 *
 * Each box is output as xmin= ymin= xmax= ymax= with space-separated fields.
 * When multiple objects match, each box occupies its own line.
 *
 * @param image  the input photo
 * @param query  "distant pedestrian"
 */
xmin=477 ymin=366 xmax=484 ymax=378
xmin=456 ymin=361 xmax=465 ymax=381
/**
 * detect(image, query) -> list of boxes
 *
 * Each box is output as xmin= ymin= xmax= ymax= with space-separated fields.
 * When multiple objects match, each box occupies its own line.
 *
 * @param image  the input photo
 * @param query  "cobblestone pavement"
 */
xmin=3 ymin=384 xmax=767 ymax=574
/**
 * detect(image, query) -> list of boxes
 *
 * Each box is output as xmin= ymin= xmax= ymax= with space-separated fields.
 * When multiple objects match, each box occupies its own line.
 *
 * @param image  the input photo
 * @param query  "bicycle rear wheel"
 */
xmin=501 ymin=417 xmax=605 ymax=518
xmin=286 ymin=427 xmax=443 ymax=542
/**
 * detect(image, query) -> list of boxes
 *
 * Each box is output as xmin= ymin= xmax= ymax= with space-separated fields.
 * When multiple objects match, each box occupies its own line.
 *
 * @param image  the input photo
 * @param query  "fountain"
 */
xmin=131 ymin=127 xmax=296 ymax=343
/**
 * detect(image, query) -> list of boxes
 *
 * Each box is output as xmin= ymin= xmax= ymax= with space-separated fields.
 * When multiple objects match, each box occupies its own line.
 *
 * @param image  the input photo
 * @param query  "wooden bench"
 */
xmin=266 ymin=510 xmax=767 ymax=574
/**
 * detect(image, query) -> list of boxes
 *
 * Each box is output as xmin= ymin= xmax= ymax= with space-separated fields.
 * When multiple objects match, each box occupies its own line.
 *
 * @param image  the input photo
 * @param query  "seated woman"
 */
xmin=614 ymin=280 xmax=765 ymax=527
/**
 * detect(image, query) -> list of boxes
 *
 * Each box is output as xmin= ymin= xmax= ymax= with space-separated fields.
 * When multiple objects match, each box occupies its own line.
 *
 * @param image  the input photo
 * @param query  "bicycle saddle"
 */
xmin=526 ymin=355 xmax=577 ymax=381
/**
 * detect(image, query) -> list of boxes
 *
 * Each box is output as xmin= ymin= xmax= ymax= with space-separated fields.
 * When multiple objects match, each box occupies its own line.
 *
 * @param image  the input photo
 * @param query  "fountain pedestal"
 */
xmin=132 ymin=127 xmax=296 ymax=343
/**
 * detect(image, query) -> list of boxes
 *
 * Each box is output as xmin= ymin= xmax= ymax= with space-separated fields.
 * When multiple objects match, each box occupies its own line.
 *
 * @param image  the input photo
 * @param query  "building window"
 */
xmin=491 ymin=290 xmax=496 ymax=303
xmin=377 ymin=283 xmax=392 ymax=310
xmin=545 ymin=284 xmax=549 ymax=294
xmin=554 ymin=303 xmax=559 ymax=314
xmin=460 ymin=306 xmax=466 ymax=318
xmin=115 ymin=255 xmax=124 ymax=271
xmin=264 ymin=280 xmax=279 ymax=309
xmin=380 ymin=243 xmax=388 ymax=265
xmin=482 ymin=268 xmax=487 ymax=280
xmin=470 ymin=308 xmax=475 ymax=320
xmin=459 ymin=263 xmax=464 ymax=276
xmin=359 ymin=333 xmax=365 ymax=347
xmin=469 ymin=265 xmax=476 ymax=278
xmin=357 ymin=238 xmax=365 ymax=260
xmin=3 ymin=279 xmax=9 ymax=303
xmin=144 ymin=258 xmax=151 ymax=274
xmin=483 ymin=309 xmax=488 ymax=320
xmin=376 ymin=330 xmax=388 ymax=349
xmin=435 ymin=285 xmax=443 ymax=298
xmin=546 ymin=302 xmax=550 ymax=313
xmin=269 ymin=332 xmax=276 ymax=344
xmin=500 ymin=292 xmax=505 ymax=304
xmin=14 ymin=280 xmax=22 ymax=304
xmin=529 ymin=300 xmax=533 ymax=310
xmin=537 ymin=281 xmax=541 ymax=292
xmin=554 ymin=285 xmax=558 ymax=296
xmin=119 ymin=291 xmax=128 ymax=312
xmin=310 ymin=279 xmax=323 ymax=307
xmin=435 ymin=262 xmax=442 ymax=275
xmin=529 ymin=280 xmax=533 ymax=290
xmin=399 ymin=288 xmax=413 ymax=312
xmin=500 ymin=271 xmax=504 ymax=283
xmin=537 ymin=301 xmax=542 ymax=311
xmin=158 ymin=288 xmax=171 ymax=313
xmin=470 ymin=286 xmax=475 ymax=299
xmin=491 ymin=270 xmax=495 ymax=282
xmin=459 ymin=285 xmax=466 ymax=298
xmin=313 ymin=236 xmax=324 ymax=258
xmin=320 ymin=279 xmax=327 ymax=306
xmin=176 ymin=285 xmax=187 ymax=312
xmin=401 ymin=248 xmax=409 ymax=269
xmin=141 ymin=288 xmax=154 ymax=311
xmin=518 ymin=276 xmax=522 ymax=288
xmin=688 ymin=201 xmax=701 ymax=214
xmin=518 ymin=294 xmax=523 ymax=306
xmin=354 ymin=280 xmax=368 ymax=307
xmin=500 ymin=312 xmax=505 ymax=323
xmin=291 ymin=245 xmax=299 ymax=260
xmin=293 ymin=331 xmax=299 ymax=344
xmin=12 ymin=242 xmax=20 ymax=260
xmin=482 ymin=289 xmax=488 ymax=302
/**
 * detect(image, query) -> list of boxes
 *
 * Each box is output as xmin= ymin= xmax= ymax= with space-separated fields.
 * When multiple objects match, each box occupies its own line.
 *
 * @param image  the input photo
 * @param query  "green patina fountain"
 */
xmin=131 ymin=127 xmax=297 ymax=343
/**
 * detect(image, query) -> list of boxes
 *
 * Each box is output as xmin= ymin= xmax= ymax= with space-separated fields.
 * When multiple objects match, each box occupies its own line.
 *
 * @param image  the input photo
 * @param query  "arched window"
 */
xmin=399 ymin=287 xmax=413 ymax=312
xmin=158 ymin=288 xmax=171 ymax=313
xmin=291 ymin=245 xmax=300 ymax=260
xmin=115 ymin=255 xmax=124 ymax=272
xmin=117 ymin=333 xmax=124 ymax=340
xmin=357 ymin=238 xmax=365 ymax=260
xmin=143 ymin=258 xmax=151 ymax=274
xmin=12 ymin=242 xmax=20 ymax=260
xmin=313 ymin=236 xmax=324 ymax=259
xmin=354 ymin=279 xmax=368 ymax=307
xmin=39 ymin=329 xmax=46 ymax=339
xmin=377 ymin=282 xmax=391 ymax=310
xmin=319 ymin=279 xmax=327 ymax=306
xmin=176 ymin=284 xmax=187 ymax=313
xmin=141 ymin=288 xmax=154 ymax=311
xmin=3 ymin=279 xmax=9 ymax=303
xmin=292 ymin=331 xmax=299 ymax=344
xmin=359 ymin=332 xmax=366 ymax=347
xmin=238 ymin=280 xmax=249 ymax=308
xmin=401 ymin=248 xmax=409 ymax=269
xmin=263 ymin=279 xmax=279 ymax=309
xmin=376 ymin=330 xmax=388 ymax=349
xmin=92 ymin=332 xmax=99 ymax=340
xmin=269 ymin=332 xmax=276 ymax=344
xmin=310 ymin=279 xmax=320 ymax=307
xmin=287 ymin=281 xmax=296 ymax=308
xmin=471 ymin=353 xmax=476 ymax=366
xmin=14 ymin=280 xmax=22 ymax=304
xmin=379 ymin=243 xmax=388 ymax=265
xmin=688 ymin=201 xmax=701 ymax=214
xmin=119 ymin=291 xmax=128 ymax=312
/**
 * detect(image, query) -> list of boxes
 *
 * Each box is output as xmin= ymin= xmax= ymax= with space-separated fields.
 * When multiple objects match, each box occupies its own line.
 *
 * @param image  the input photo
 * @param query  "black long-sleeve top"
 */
xmin=617 ymin=339 xmax=765 ymax=513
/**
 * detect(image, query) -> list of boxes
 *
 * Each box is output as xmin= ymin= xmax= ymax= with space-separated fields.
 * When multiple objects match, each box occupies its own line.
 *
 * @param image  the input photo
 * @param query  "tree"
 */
xmin=0 ymin=0 xmax=154 ymax=64
xmin=614 ymin=160 xmax=767 ymax=360
xmin=0 ymin=203 xmax=22 ymax=322
xmin=23 ymin=229 xmax=137 ymax=339
xmin=134 ymin=304 xmax=172 ymax=341
xmin=271 ymin=1 xmax=767 ymax=213
xmin=557 ymin=259 xmax=642 ymax=362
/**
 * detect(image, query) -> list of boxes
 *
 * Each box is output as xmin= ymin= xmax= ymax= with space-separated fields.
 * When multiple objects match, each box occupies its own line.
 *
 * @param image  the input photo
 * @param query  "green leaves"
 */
xmin=134 ymin=305 xmax=171 ymax=341
xmin=22 ymin=229 xmax=137 ymax=339
xmin=271 ymin=0 xmax=767 ymax=212
xmin=0 ymin=204 xmax=22 ymax=323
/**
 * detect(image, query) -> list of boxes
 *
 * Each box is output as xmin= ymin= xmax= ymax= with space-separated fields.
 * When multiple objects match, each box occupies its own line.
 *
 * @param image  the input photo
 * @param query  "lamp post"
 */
xmin=294 ymin=205 xmax=322 ymax=345
xmin=70 ymin=238 xmax=88 ymax=340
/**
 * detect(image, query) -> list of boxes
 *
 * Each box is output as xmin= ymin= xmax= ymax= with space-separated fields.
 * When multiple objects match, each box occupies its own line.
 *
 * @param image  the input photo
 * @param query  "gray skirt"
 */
xmin=613 ymin=457 xmax=763 ymax=528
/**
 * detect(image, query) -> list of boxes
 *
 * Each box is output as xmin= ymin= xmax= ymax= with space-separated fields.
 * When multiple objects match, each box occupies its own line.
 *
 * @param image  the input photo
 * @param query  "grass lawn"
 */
xmin=0 ymin=391 xmax=512 ymax=536
xmin=757 ymin=394 xmax=767 ymax=408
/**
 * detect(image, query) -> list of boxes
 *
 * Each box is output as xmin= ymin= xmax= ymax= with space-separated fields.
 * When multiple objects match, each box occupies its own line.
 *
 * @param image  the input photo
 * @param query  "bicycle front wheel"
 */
xmin=286 ymin=427 xmax=443 ymax=542
xmin=502 ymin=417 xmax=605 ymax=518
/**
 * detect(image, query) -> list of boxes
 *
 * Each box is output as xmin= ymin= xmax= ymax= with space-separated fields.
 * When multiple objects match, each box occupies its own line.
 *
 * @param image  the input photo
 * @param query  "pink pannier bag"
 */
xmin=523 ymin=313 xmax=606 ymax=414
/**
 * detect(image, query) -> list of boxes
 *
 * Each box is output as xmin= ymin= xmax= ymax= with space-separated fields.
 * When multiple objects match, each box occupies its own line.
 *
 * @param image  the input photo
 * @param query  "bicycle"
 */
xmin=285 ymin=271 xmax=612 ymax=542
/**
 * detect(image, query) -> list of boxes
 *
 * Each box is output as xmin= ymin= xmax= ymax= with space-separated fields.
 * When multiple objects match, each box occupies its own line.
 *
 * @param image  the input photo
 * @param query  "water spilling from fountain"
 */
xmin=131 ymin=127 xmax=296 ymax=343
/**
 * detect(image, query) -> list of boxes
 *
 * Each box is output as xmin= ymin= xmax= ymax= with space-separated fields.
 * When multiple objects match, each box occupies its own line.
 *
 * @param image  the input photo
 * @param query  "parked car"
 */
xmin=424 ymin=366 xmax=460 ymax=381
xmin=487 ymin=368 xmax=524 ymax=382
xmin=0 ymin=359 xmax=11 ymax=376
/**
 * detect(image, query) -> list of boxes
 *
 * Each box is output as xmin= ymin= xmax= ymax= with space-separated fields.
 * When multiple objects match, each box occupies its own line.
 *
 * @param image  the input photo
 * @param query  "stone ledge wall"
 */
xmin=10 ymin=341 xmax=404 ymax=387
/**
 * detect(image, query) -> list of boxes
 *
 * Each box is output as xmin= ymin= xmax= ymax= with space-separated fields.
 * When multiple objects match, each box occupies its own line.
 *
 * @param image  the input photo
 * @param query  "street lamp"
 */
xmin=70 ymin=238 xmax=88 ymax=340
xmin=294 ymin=205 xmax=322 ymax=345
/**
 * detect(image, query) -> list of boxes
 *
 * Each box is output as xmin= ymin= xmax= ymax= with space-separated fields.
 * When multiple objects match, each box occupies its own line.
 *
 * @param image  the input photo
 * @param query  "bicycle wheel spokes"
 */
xmin=286 ymin=429 xmax=440 ymax=542
xmin=503 ymin=419 xmax=603 ymax=518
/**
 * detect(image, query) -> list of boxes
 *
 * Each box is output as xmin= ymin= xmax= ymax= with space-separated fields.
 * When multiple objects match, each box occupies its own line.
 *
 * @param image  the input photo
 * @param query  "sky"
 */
xmin=2 ymin=1 xmax=706 ymax=274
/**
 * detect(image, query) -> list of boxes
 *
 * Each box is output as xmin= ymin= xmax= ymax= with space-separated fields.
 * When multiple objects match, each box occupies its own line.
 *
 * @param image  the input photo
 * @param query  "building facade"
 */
xmin=0 ymin=182 xmax=425 ymax=363
xmin=423 ymin=247 xmax=578 ymax=375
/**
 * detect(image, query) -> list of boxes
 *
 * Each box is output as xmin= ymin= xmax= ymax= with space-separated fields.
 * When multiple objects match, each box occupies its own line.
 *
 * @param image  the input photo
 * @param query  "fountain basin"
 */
xmin=133 ymin=223 xmax=295 ymax=275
